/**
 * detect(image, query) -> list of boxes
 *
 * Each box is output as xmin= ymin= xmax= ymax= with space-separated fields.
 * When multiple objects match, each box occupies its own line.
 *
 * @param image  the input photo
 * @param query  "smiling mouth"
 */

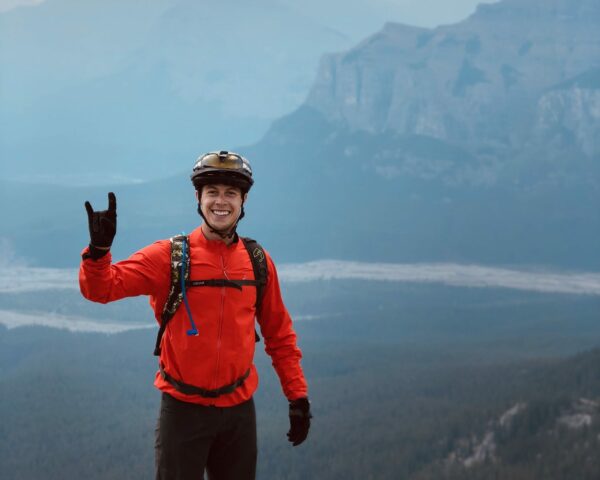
xmin=211 ymin=209 xmax=231 ymax=217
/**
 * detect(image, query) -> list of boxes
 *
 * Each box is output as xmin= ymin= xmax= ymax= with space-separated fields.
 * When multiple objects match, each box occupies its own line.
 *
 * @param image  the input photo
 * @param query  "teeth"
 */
xmin=212 ymin=210 xmax=230 ymax=216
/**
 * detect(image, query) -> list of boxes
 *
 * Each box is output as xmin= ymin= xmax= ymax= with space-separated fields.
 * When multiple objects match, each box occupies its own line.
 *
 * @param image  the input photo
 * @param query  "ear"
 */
xmin=243 ymin=192 xmax=248 ymax=203
xmin=195 ymin=189 xmax=200 ymax=202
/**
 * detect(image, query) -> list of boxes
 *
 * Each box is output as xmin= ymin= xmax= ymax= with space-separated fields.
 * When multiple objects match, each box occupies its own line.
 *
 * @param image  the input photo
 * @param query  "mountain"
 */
xmin=243 ymin=0 xmax=600 ymax=267
xmin=1 ymin=0 xmax=599 ymax=268
xmin=307 ymin=0 xmax=600 ymax=155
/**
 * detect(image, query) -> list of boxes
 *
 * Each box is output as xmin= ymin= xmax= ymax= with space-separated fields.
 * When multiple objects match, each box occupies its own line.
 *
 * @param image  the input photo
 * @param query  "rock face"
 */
xmin=242 ymin=0 xmax=600 ymax=267
xmin=305 ymin=0 xmax=600 ymax=186
xmin=533 ymin=71 xmax=600 ymax=159
xmin=446 ymin=397 xmax=600 ymax=471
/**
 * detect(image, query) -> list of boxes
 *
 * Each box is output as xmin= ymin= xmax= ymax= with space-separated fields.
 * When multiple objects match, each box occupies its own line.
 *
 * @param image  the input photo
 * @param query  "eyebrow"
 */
xmin=205 ymin=187 xmax=239 ymax=194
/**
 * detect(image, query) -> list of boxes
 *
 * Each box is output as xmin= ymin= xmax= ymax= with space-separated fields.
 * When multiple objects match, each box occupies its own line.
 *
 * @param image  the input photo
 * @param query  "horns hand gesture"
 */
xmin=85 ymin=192 xmax=117 ymax=248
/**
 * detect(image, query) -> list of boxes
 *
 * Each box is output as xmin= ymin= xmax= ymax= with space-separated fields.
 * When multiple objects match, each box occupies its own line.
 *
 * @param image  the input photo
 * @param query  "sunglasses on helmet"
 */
xmin=192 ymin=151 xmax=252 ymax=175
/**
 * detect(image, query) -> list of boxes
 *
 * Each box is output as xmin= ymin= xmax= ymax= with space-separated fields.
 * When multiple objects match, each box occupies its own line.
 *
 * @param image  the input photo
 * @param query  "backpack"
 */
xmin=153 ymin=235 xmax=268 ymax=356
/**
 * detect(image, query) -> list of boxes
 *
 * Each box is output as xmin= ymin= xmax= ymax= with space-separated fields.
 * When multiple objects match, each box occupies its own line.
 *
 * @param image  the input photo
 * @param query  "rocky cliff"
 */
xmin=303 ymin=0 xmax=600 ymax=187
xmin=242 ymin=0 xmax=600 ymax=266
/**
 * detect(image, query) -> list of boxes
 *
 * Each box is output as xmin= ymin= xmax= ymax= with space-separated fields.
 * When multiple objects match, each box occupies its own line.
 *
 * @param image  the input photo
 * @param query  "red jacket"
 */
xmin=79 ymin=226 xmax=308 ymax=406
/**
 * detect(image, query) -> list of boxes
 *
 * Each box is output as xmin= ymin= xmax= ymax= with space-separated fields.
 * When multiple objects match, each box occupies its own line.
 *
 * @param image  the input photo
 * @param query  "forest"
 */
xmin=1 ymin=281 xmax=600 ymax=479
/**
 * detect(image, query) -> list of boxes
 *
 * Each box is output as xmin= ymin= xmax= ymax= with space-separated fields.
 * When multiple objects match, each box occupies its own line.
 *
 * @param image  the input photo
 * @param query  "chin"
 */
xmin=210 ymin=218 xmax=235 ymax=229
xmin=215 ymin=222 xmax=235 ymax=230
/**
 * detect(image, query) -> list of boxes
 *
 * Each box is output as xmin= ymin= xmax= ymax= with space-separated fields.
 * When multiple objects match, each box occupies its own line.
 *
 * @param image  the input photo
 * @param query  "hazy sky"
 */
xmin=0 ymin=0 xmax=500 ymax=29
xmin=0 ymin=0 xmax=502 ymax=184
xmin=283 ymin=0 xmax=500 ymax=31
xmin=0 ymin=0 xmax=43 ymax=13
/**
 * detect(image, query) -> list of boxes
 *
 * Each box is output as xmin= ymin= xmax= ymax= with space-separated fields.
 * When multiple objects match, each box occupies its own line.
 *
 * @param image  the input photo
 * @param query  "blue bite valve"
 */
xmin=180 ymin=234 xmax=199 ymax=336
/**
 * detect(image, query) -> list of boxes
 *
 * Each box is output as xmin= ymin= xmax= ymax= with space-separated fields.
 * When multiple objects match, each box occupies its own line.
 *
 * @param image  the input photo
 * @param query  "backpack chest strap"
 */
xmin=186 ymin=279 xmax=259 ymax=290
xmin=154 ymin=235 xmax=269 ymax=357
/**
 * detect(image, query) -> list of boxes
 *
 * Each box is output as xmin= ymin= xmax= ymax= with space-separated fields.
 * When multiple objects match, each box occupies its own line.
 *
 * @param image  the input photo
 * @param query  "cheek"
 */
xmin=199 ymin=199 xmax=212 ymax=214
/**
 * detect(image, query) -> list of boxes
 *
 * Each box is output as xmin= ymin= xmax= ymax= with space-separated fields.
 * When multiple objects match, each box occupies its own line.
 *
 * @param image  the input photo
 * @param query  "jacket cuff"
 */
xmin=82 ymin=244 xmax=110 ymax=260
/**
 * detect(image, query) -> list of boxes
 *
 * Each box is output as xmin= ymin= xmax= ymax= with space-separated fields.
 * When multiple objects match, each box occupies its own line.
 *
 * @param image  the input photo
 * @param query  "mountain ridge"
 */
xmin=2 ymin=0 xmax=599 ymax=268
xmin=305 ymin=0 xmax=600 ymax=153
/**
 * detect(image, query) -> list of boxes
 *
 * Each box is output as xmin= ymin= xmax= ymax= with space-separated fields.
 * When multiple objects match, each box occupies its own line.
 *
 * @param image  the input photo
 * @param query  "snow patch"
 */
xmin=558 ymin=413 xmax=592 ymax=429
xmin=0 ymin=309 xmax=154 ymax=334
xmin=3 ymin=261 xmax=600 ymax=296
xmin=557 ymin=397 xmax=598 ymax=429
xmin=499 ymin=402 xmax=527 ymax=427
xmin=463 ymin=432 xmax=496 ymax=467
xmin=0 ymin=266 xmax=77 ymax=293
xmin=448 ymin=402 xmax=528 ymax=469
xmin=279 ymin=261 xmax=600 ymax=296
xmin=0 ymin=309 xmax=333 ymax=334
xmin=0 ymin=0 xmax=45 ymax=14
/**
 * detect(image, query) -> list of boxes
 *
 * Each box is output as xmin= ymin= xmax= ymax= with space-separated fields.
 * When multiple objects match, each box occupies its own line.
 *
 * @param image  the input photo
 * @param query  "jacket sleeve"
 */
xmin=257 ymin=252 xmax=308 ymax=401
xmin=79 ymin=241 xmax=170 ymax=305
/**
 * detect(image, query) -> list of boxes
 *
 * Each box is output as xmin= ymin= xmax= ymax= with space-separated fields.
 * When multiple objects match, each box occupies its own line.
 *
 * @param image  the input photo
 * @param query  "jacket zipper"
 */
xmin=213 ymin=254 xmax=227 ymax=390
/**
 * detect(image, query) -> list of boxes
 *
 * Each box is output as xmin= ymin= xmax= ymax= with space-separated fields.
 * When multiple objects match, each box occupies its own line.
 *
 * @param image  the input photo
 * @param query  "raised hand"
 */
xmin=85 ymin=192 xmax=117 ymax=248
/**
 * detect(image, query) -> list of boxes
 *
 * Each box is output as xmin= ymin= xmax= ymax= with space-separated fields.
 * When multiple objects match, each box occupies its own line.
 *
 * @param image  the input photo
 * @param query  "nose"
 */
xmin=214 ymin=193 xmax=229 ymax=204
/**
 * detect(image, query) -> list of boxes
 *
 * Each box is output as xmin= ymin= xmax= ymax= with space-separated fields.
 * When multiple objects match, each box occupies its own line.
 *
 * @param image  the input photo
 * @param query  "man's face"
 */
xmin=197 ymin=184 xmax=246 ymax=231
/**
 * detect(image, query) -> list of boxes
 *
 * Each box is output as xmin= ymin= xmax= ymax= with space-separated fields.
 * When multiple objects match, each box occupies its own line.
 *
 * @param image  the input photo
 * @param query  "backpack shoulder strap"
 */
xmin=241 ymin=237 xmax=268 ymax=343
xmin=240 ymin=237 xmax=268 ymax=310
xmin=153 ymin=234 xmax=190 ymax=356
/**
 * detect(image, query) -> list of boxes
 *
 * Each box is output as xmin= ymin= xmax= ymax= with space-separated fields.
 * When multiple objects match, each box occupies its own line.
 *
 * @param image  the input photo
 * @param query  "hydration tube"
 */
xmin=181 ymin=235 xmax=199 ymax=336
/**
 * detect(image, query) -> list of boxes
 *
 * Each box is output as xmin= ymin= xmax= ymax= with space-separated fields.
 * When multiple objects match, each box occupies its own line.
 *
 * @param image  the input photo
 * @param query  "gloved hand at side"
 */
xmin=84 ymin=192 xmax=117 ymax=259
xmin=287 ymin=397 xmax=311 ymax=446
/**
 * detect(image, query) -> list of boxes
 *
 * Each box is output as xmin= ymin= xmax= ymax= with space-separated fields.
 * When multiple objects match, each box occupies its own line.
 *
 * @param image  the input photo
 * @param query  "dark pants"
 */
xmin=155 ymin=393 xmax=257 ymax=480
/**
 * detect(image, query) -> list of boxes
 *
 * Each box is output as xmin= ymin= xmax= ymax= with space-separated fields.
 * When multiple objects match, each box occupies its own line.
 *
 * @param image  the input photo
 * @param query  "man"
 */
xmin=79 ymin=151 xmax=311 ymax=480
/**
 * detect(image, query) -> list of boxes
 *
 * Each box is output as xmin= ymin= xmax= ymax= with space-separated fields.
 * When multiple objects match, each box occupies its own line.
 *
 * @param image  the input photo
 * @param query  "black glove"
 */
xmin=84 ymin=192 xmax=117 ymax=251
xmin=287 ymin=397 xmax=311 ymax=446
